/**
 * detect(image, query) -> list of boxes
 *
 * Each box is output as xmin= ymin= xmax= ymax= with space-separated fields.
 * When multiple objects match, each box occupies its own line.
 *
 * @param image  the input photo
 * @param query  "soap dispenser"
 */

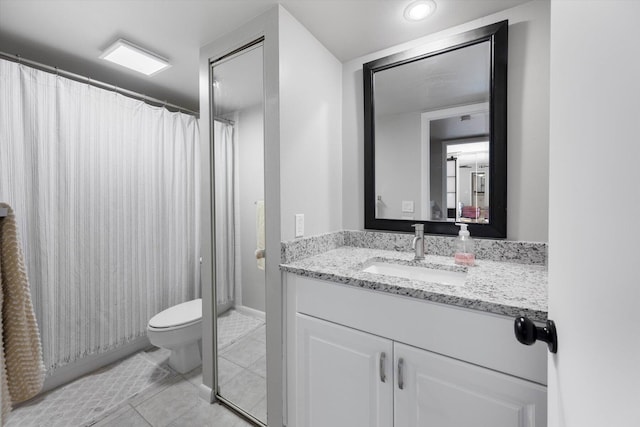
xmin=454 ymin=223 xmax=475 ymax=266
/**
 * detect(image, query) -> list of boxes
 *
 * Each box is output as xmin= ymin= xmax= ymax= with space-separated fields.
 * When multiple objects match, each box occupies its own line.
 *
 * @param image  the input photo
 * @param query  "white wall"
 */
xmin=375 ymin=112 xmax=421 ymax=219
xmin=236 ymin=104 xmax=265 ymax=312
xmin=278 ymin=7 xmax=343 ymax=241
xmin=548 ymin=1 xmax=640 ymax=426
xmin=342 ymin=0 xmax=550 ymax=242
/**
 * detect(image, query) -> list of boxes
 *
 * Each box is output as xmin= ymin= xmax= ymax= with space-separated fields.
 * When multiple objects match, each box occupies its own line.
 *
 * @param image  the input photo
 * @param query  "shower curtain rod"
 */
xmin=214 ymin=116 xmax=235 ymax=125
xmin=0 ymin=51 xmax=199 ymax=117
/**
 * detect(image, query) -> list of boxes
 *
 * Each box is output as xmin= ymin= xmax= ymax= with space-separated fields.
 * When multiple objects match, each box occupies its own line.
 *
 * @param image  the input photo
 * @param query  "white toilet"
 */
xmin=147 ymin=298 xmax=202 ymax=374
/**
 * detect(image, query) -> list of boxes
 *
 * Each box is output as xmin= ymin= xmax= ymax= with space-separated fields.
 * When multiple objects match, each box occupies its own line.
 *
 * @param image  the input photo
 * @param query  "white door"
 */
xmin=296 ymin=314 xmax=393 ymax=427
xmin=548 ymin=1 xmax=640 ymax=426
xmin=394 ymin=342 xmax=546 ymax=427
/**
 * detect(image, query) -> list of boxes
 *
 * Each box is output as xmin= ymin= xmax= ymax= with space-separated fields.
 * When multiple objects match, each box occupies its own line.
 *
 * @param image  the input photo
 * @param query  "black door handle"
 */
xmin=514 ymin=316 xmax=558 ymax=354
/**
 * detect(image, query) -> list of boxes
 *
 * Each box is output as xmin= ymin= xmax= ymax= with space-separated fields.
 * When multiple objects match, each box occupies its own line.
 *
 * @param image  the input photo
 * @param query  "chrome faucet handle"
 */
xmin=412 ymin=223 xmax=424 ymax=233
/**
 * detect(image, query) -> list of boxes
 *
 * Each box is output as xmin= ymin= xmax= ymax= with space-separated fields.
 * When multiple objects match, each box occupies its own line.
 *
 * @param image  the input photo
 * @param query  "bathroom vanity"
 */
xmin=282 ymin=236 xmax=547 ymax=427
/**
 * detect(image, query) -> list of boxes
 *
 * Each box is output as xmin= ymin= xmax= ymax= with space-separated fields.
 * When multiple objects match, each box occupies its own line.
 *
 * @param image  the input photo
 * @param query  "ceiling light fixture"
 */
xmin=100 ymin=39 xmax=170 ymax=76
xmin=404 ymin=0 xmax=437 ymax=21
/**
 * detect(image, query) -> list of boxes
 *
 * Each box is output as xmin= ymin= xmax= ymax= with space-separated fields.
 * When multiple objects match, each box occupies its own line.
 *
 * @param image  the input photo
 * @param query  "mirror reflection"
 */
xmin=212 ymin=43 xmax=267 ymax=424
xmin=443 ymin=138 xmax=489 ymax=224
xmin=374 ymin=41 xmax=491 ymax=223
xmin=365 ymin=20 xmax=507 ymax=237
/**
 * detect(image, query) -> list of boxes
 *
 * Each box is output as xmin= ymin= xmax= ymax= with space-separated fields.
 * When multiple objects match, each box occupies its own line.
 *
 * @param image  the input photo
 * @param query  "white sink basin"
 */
xmin=362 ymin=261 xmax=467 ymax=287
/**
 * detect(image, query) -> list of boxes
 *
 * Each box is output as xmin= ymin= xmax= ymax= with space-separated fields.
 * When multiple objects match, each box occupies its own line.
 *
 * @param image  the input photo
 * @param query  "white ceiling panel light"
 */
xmin=100 ymin=39 xmax=170 ymax=76
xmin=404 ymin=0 xmax=437 ymax=21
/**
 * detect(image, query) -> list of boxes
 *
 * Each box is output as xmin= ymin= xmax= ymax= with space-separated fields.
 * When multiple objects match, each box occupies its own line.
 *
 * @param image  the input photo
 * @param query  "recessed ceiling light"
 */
xmin=404 ymin=0 xmax=437 ymax=21
xmin=100 ymin=39 xmax=170 ymax=76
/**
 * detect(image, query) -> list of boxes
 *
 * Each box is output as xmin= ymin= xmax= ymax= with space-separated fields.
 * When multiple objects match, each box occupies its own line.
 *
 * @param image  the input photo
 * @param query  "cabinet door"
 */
xmin=296 ymin=314 xmax=393 ymax=427
xmin=394 ymin=342 xmax=547 ymax=427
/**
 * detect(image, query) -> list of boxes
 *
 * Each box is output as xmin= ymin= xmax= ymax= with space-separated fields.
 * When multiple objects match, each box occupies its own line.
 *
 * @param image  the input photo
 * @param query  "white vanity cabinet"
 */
xmin=296 ymin=313 xmax=393 ymax=427
xmin=285 ymin=274 xmax=548 ymax=427
xmin=394 ymin=342 xmax=546 ymax=427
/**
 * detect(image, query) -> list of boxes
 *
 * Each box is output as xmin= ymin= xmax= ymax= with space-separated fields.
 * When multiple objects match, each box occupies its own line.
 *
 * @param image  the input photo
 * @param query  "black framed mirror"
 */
xmin=364 ymin=20 xmax=508 ymax=238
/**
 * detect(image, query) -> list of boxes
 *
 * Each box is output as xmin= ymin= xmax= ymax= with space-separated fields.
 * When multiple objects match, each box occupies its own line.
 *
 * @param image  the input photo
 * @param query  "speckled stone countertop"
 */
xmin=281 ymin=246 xmax=548 ymax=322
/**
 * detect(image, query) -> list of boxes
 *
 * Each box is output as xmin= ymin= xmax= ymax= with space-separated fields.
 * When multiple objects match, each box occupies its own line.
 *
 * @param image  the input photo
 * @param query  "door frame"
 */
xmin=419 ymin=102 xmax=489 ymax=219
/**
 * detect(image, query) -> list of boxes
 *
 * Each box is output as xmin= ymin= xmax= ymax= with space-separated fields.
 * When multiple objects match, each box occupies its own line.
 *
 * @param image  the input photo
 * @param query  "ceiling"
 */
xmin=0 ymin=0 xmax=529 ymax=113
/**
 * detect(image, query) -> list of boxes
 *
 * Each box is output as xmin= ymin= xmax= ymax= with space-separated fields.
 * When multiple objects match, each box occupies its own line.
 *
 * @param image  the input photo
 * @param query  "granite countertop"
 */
xmin=281 ymin=246 xmax=548 ymax=322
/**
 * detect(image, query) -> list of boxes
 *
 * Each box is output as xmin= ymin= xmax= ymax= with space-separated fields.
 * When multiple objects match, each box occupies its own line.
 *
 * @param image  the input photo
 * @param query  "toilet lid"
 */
xmin=149 ymin=299 xmax=202 ymax=328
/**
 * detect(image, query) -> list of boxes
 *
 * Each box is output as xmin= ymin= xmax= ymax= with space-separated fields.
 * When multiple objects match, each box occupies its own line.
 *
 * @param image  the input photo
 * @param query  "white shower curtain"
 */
xmin=0 ymin=58 xmax=200 ymax=373
xmin=213 ymin=120 xmax=235 ymax=306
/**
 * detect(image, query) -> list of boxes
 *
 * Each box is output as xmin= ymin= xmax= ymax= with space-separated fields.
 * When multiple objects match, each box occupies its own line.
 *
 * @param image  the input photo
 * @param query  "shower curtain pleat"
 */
xmin=213 ymin=121 xmax=235 ymax=306
xmin=0 ymin=58 xmax=200 ymax=374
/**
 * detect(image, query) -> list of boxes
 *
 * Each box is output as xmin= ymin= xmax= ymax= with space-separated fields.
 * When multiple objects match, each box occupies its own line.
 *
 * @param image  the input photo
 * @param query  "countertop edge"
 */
xmin=280 ymin=263 xmax=548 ymax=323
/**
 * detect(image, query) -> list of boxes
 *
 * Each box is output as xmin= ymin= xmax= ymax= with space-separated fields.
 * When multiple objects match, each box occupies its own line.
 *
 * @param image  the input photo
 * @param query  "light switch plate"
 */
xmin=402 ymin=200 xmax=415 ymax=213
xmin=295 ymin=214 xmax=304 ymax=238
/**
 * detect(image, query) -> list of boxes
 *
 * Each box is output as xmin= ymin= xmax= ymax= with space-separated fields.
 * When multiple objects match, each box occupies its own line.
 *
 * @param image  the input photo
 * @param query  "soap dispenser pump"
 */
xmin=454 ymin=223 xmax=475 ymax=266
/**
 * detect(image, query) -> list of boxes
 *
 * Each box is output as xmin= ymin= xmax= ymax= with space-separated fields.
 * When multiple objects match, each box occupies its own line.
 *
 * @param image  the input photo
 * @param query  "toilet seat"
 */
xmin=149 ymin=298 xmax=202 ymax=329
xmin=147 ymin=318 xmax=200 ymax=332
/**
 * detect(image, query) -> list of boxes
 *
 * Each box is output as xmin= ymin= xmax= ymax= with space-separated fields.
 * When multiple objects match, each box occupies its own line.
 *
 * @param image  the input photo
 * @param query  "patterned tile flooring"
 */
xmin=7 ymin=309 xmax=266 ymax=427
xmin=217 ymin=309 xmax=264 ymax=350
xmin=6 ymin=353 xmax=172 ymax=427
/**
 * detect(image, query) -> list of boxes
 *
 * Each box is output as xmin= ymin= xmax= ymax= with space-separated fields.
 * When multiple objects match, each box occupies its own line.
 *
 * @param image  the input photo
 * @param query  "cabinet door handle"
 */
xmin=379 ymin=352 xmax=386 ymax=382
xmin=397 ymin=357 xmax=404 ymax=390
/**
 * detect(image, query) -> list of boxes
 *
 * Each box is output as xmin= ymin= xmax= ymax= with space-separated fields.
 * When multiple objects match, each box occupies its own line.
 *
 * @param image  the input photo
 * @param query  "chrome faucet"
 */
xmin=411 ymin=224 xmax=425 ymax=260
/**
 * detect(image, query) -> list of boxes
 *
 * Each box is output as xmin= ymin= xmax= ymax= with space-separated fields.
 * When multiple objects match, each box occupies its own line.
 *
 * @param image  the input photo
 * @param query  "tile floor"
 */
xmin=92 ymin=346 xmax=258 ymax=427
xmin=8 ymin=310 xmax=266 ymax=427
xmin=95 ymin=324 xmax=268 ymax=426
xmin=218 ymin=325 xmax=267 ymax=424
